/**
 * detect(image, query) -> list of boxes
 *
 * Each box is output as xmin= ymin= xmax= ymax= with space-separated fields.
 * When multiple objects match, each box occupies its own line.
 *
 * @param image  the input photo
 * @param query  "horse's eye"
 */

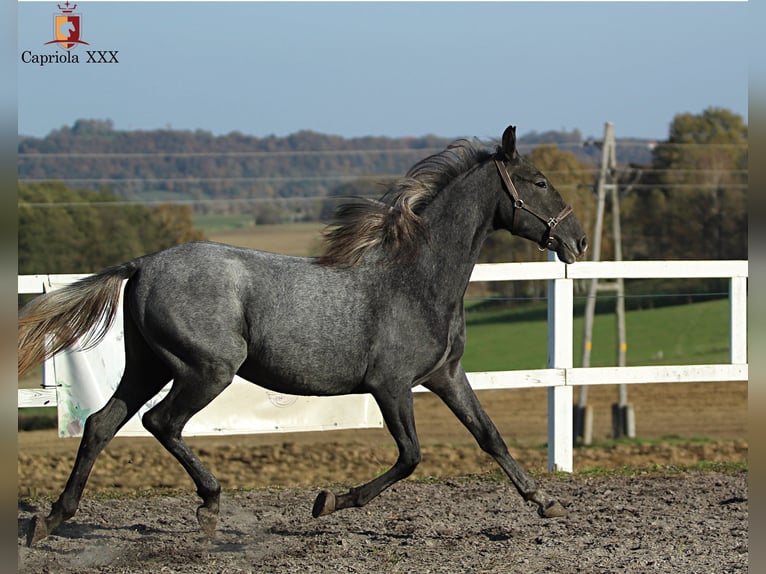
xmin=535 ymin=180 xmax=548 ymax=189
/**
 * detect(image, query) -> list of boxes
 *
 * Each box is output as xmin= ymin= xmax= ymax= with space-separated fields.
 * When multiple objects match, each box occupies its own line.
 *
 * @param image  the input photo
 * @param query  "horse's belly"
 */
xmin=236 ymin=351 xmax=366 ymax=397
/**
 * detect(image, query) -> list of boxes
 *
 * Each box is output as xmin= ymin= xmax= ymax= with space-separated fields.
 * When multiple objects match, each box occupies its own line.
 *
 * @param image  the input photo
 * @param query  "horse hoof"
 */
xmin=26 ymin=514 xmax=48 ymax=547
xmin=196 ymin=506 xmax=218 ymax=541
xmin=312 ymin=490 xmax=336 ymax=518
xmin=539 ymin=500 xmax=567 ymax=518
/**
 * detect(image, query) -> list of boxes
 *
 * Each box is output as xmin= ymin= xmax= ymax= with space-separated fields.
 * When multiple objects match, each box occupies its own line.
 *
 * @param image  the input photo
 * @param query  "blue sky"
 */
xmin=17 ymin=1 xmax=749 ymax=141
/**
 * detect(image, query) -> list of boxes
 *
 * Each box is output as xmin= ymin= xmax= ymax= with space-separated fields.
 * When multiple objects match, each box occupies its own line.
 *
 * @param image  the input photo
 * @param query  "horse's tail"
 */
xmin=18 ymin=260 xmax=141 ymax=377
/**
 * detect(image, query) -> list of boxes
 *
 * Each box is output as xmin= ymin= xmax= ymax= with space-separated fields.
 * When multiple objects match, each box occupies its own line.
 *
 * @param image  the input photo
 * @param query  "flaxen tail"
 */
xmin=18 ymin=261 xmax=141 ymax=377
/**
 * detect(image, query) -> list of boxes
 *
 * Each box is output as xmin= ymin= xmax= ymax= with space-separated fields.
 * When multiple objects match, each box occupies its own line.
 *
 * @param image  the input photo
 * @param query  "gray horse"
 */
xmin=19 ymin=125 xmax=588 ymax=546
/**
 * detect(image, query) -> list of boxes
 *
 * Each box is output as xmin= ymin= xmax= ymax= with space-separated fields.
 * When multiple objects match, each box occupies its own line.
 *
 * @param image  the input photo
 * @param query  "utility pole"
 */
xmin=575 ymin=122 xmax=634 ymax=445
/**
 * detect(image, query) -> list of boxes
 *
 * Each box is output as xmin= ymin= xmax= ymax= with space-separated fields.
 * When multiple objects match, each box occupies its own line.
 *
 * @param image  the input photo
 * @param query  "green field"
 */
xmin=462 ymin=298 xmax=731 ymax=372
xmin=193 ymin=213 xmax=256 ymax=234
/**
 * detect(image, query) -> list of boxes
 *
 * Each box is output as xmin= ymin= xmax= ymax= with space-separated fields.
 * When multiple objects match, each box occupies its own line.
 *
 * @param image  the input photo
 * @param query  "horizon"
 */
xmin=17 ymin=118 xmax=669 ymax=144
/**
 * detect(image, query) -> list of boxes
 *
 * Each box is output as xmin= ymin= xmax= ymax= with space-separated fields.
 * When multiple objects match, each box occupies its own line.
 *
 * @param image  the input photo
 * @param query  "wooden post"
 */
xmin=611 ymin=176 xmax=633 ymax=438
xmin=577 ymin=122 xmax=633 ymax=441
xmin=576 ymin=126 xmax=610 ymax=444
xmin=579 ymin=125 xmax=612 ymax=389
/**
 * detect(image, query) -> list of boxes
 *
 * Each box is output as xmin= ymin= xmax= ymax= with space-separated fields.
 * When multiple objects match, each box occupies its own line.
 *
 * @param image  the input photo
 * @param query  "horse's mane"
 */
xmin=319 ymin=138 xmax=494 ymax=267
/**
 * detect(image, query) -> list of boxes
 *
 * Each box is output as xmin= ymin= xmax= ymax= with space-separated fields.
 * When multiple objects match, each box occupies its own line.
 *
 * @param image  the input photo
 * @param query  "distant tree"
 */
xmin=623 ymin=107 xmax=747 ymax=260
xmin=150 ymin=203 xmax=206 ymax=246
xmin=70 ymin=118 xmax=114 ymax=136
xmin=518 ymin=128 xmax=583 ymax=146
xmin=18 ymin=182 xmax=206 ymax=274
xmin=253 ymin=202 xmax=289 ymax=225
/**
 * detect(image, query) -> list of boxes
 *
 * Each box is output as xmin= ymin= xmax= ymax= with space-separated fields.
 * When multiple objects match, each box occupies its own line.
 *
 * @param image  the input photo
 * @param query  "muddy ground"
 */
xmin=17 ymin=382 xmax=748 ymax=572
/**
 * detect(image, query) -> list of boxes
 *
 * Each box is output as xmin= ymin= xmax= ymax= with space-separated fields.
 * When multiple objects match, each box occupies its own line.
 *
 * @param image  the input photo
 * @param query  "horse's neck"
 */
xmin=414 ymin=166 xmax=497 ymax=299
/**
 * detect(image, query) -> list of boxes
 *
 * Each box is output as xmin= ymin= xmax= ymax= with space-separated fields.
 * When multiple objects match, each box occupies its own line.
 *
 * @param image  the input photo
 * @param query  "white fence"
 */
xmin=18 ymin=256 xmax=748 ymax=473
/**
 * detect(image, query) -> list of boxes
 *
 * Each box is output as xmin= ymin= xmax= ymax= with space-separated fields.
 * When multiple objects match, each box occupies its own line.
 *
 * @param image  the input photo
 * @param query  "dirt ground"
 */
xmin=18 ymin=471 xmax=747 ymax=574
xmin=17 ymin=381 xmax=748 ymax=572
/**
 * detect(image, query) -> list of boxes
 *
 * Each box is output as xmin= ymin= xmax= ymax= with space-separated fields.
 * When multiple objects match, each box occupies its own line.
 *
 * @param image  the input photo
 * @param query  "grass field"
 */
xmin=461 ymin=298 xmax=729 ymax=371
xmin=193 ymin=213 xmax=255 ymax=234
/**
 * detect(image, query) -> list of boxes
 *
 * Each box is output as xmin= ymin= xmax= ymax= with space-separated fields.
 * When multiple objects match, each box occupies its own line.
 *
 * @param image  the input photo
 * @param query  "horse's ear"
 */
xmin=501 ymin=125 xmax=517 ymax=158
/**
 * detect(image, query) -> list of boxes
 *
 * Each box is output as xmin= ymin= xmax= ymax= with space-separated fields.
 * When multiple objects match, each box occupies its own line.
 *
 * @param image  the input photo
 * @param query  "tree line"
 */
xmin=18 ymin=108 xmax=746 ymax=286
xmin=18 ymin=119 xmax=653 ymax=224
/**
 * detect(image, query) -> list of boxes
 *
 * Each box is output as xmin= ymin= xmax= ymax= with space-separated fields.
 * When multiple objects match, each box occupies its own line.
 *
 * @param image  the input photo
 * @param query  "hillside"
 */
xmin=18 ymin=110 xmax=747 ymax=269
xmin=17 ymin=120 xmax=654 ymax=218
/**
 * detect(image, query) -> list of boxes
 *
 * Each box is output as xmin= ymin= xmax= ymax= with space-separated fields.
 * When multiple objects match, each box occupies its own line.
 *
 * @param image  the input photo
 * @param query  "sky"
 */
xmin=17 ymin=1 xmax=749 ymax=142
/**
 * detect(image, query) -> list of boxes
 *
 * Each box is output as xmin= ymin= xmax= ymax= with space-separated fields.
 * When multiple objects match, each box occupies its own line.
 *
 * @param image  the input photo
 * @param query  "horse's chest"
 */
xmin=401 ymin=311 xmax=465 ymax=384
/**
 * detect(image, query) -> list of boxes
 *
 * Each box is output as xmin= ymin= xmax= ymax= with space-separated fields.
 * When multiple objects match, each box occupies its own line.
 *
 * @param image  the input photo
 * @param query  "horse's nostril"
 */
xmin=579 ymin=236 xmax=588 ymax=253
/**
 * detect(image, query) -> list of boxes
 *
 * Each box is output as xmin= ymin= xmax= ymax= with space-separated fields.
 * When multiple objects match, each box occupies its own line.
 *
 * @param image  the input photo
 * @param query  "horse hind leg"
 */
xmin=27 ymin=356 xmax=171 ymax=546
xmin=424 ymin=362 xmax=566 ymax=518
xmin=140 ymin=370 xmax=234 ymax=540
xmin=313 ymin=385 xmax=420 ymax=517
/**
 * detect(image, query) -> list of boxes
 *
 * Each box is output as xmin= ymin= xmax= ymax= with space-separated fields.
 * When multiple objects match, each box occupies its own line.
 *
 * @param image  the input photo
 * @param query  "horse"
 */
xmin=18 ymin=125 xmax=588 ymax=546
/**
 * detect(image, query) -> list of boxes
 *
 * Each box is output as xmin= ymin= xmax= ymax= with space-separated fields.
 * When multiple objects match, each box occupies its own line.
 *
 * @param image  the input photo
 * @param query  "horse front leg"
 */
xmin=424 ymin=361 xmax=566 ymax=518
xmin=312 ymin=386 xmax=420 ymax=517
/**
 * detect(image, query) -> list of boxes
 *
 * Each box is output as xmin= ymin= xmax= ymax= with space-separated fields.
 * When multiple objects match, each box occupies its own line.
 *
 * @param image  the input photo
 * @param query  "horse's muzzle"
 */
xmin=554 ymin=234 xmax=588 ymax=264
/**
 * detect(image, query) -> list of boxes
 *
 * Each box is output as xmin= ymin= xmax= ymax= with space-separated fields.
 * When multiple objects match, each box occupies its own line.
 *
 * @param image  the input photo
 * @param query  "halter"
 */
xmin=494 ymin=157 xmax=573 ymax=251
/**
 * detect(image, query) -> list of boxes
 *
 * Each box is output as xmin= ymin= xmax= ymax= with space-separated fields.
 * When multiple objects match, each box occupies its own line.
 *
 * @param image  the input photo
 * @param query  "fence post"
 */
xmin=547 ymin=252 xmax=573 ymax=472
xmin=730 ymin=276 xmax=747 ymax=364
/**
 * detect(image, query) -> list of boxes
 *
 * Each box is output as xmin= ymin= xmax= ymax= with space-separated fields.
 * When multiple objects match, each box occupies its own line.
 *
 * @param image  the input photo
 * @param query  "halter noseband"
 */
xmin=494 ymin=157 xmax=573 ymax=251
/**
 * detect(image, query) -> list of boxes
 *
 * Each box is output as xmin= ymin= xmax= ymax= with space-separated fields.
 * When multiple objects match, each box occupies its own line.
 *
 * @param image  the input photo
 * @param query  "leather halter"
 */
xmin=494 ymin=157 xmax=573 ymax=251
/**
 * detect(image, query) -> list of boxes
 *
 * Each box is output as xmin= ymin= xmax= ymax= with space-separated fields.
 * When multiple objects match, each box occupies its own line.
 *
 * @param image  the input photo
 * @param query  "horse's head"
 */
xmin=492 ymin=125 xmax=588 ymax=264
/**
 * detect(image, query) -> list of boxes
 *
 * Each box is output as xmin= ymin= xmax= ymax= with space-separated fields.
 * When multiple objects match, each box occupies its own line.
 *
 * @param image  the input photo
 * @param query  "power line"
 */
xmin=18 ymin=174 xmax=394 ymax=185
xmin=16 ymin=140 xmax=748 ymax=160
xmin=17 ymin=148 xmax=447 ymax=160
xmin=17 ymin=180 xmax=748 ymax=209
xmin=17 ymin=195 xmax=369 ymax=209
xmin=17 ymin=167 xmax=748 ymax=186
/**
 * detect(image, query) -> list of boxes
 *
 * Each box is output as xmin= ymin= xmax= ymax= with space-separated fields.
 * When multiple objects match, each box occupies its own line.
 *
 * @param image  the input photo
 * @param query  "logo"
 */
xmin=20 ymin=2 xmax=119 ymax=67
xmin=44 ymin=2 xmax=89 ymax=50
xmin=267 ymin=392 xmax=299 ymax=408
